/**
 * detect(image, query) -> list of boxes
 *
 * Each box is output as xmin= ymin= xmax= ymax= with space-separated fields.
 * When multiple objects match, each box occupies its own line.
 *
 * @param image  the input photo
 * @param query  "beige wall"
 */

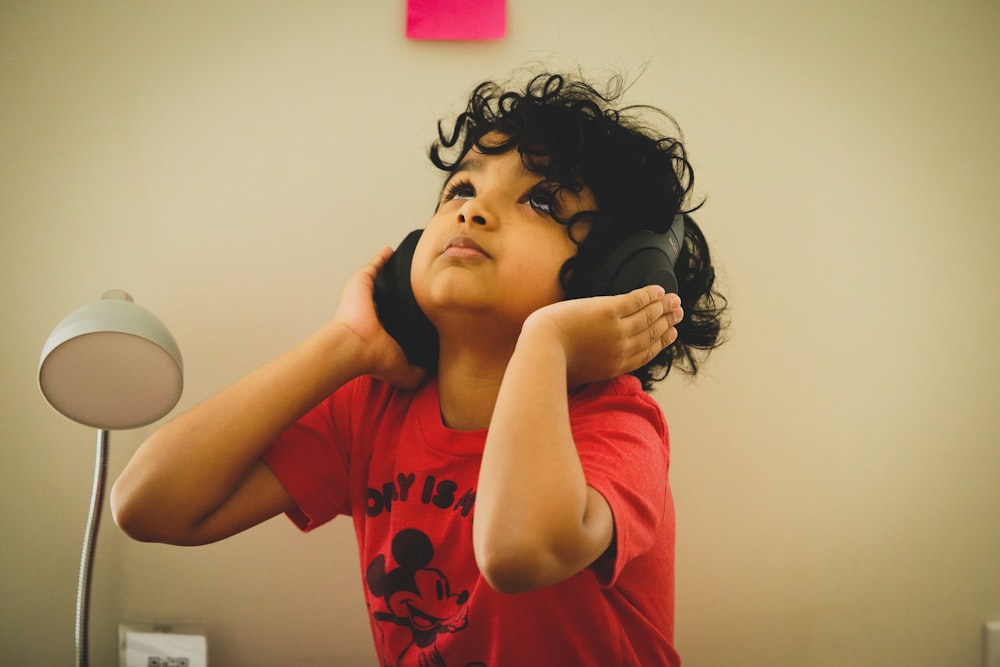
xmin=2 ymin=1 xmax=998 ymax=665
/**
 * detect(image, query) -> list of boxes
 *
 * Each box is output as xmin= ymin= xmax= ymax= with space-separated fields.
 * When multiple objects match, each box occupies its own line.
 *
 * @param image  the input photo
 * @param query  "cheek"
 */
xmin=522 ymin=234 xmax=576 ymax=275
xmin=510 ymin=244 xmax=574 ymax=301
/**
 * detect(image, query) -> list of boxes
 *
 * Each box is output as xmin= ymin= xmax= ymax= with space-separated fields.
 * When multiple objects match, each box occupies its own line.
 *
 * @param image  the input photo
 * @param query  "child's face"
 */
xmin=410 ymin=141 xmax=597 ymax=334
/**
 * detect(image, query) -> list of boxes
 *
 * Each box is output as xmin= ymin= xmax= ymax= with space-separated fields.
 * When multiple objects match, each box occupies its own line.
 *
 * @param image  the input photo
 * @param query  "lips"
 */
xmin=443 ymin=235 xmax=490 ymax=258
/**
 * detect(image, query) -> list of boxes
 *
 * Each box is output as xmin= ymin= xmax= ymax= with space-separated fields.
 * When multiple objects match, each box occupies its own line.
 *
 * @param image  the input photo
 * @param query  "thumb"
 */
xmin=386 ymin=364 xmax=429 ymax=391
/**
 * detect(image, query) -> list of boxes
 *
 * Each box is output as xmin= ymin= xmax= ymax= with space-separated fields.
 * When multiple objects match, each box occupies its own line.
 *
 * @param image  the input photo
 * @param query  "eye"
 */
xmin=527 ymin=185 xmax=558 ymax=216
xmin=443 ymin=179 xmax=475 ymax=202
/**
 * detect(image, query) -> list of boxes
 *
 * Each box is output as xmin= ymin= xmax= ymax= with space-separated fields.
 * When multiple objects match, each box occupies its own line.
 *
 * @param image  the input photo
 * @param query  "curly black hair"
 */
xmin=429 ymin=71 xmax=728 ymax=388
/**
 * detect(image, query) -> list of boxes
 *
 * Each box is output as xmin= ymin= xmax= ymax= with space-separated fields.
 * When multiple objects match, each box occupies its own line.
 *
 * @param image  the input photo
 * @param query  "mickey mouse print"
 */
xmin=366 ymin=529 xmax=486 ymax=667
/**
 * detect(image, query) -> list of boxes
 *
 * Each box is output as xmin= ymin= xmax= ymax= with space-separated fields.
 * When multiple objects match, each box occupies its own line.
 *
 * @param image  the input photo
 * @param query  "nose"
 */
xmin=456 ymin=198 xmax=493 ymax=227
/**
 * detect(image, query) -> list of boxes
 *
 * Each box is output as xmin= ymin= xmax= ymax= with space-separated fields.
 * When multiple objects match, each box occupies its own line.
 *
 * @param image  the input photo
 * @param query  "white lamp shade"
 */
xmin=39 ymin=293 xmax=183 ymax=430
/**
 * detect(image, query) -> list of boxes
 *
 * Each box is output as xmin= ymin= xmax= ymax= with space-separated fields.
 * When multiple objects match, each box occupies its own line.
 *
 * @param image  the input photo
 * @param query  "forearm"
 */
xmin=474 ymin=318 xmax=612 ymax=592
xmin=111 ymin=321 xmax=368 ymax=540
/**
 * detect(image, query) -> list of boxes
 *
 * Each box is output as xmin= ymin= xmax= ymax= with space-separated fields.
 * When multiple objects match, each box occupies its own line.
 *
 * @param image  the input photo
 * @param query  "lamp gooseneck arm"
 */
xmin=76 ymin=429 xmax=109 ymax=667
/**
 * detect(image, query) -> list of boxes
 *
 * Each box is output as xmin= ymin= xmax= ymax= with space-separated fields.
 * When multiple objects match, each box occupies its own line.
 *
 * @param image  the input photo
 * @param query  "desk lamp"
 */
xmin=38 ymin=290 xmax=183 ymax=667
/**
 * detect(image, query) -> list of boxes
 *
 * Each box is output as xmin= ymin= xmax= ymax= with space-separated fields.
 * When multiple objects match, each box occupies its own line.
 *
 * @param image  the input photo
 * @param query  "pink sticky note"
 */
xmin=407 ymin=0 xmax=506 ymax=41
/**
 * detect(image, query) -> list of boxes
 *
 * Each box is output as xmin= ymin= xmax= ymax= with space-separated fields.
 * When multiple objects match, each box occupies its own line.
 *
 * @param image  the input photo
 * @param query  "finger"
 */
xmin=358 ymin=246 xmax=395 ymax=280
xmin=608 ymin=285 xmax=663 ymax=318
xmin=620 ymin=291 xmax=669 ymax=336
xmin=622 ymin=285 xmax=667 ymax=316
xmin=670 ymin=303 xmax=684 ymax=327
xmin=614 ymin=315 xmax=662 ymax=369
xmin=624 ymin=302 xmax=682 ymax=369
xmin=634 ymin=311 xmax=674 ymax=349
xmin=387 ymin=364 xmax=429 ymax=391
xmin=370 ymin=246 xmax=394 ymax=269
xmin=666 ymin=292 xmax=684 ymax=326
xmin=621 ymin=332 xmax=667 ymax=371
xmin=655 ymin=295 xmax=683 ymax=333
xmin=661 ymin=293 xmax=681 ymax=345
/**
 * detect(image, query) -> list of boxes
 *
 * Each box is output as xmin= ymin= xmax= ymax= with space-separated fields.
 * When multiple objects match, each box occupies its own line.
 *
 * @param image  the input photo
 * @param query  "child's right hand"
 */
xmin=333 ymin=247 xmax=427 ymax=389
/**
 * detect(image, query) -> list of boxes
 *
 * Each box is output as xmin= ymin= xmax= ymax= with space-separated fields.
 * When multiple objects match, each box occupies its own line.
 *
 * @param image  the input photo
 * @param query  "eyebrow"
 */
xmin=437 ymin=155 xmax=484 ymax=199
xmin=451 ymin=154 xmax=486 ymax=176
xmin=443 ymin=152 xmax=590 ymax=202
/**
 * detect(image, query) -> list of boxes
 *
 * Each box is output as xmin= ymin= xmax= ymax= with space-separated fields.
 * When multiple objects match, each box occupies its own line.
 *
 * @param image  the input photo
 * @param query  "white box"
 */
xmin=119 ymin=623 xmax=207 ymax=667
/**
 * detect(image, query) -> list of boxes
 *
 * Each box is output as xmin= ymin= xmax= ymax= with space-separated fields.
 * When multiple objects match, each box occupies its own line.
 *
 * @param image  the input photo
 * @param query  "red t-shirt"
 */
xmin=263 ymin=374 xmax=679 ymax=667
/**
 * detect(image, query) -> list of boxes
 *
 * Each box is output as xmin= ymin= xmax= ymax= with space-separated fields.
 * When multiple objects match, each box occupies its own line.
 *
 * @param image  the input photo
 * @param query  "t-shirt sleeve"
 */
xmin=570 ymin=376 xmax=671 ymax=587
xmin=261 ymin=378 xmax=361 ymax=532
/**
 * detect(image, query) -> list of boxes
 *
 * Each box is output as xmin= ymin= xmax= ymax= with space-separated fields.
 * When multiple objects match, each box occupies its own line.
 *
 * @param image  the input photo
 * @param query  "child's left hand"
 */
xmin=521 ymin=285 xmax=683 ymax=387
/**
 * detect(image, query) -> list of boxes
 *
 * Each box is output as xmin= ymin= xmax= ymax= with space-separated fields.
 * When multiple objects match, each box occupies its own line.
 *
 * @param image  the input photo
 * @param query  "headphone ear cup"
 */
xmin=589 ymin=216 xmax=685 ymax=296
xmin=592 ymin=231 xmax=680 ymax=296
xmin=373 ymin=230 xmax=439 ymax=369
xmin=603 ymin=248 xmax=679 ymax=295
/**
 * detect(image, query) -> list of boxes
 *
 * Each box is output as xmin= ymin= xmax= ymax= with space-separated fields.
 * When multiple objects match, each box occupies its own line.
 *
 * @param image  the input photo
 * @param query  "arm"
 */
xmin=111 ymin=248 xmax=425 ymax=546
xmin=473 ymin=286 xmax=682 ymax=593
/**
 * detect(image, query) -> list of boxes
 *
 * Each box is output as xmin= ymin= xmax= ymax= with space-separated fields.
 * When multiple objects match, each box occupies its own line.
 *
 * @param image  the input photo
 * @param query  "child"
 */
xmin=112 ymin=70 xmax=727 ymax=667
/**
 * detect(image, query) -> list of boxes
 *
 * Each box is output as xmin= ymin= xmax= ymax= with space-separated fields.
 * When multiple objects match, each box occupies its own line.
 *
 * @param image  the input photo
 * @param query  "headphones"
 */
xmin=373 ymin=215 xmax=685 ymax=369
xmin=372 ymin=229 xmax=439 ymax=369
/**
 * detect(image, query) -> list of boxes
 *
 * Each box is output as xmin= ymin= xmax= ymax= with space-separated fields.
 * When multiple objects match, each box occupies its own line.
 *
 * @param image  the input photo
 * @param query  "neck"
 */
xmin=434 ymin=329 xmax=517 ymax=431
